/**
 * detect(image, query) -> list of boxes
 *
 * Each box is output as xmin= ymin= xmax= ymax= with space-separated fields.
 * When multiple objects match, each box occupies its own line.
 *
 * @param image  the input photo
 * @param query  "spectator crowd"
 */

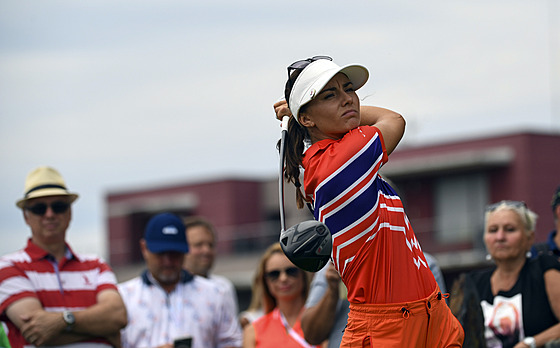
xmin=2 ymin=169 xmax=559 ymax=348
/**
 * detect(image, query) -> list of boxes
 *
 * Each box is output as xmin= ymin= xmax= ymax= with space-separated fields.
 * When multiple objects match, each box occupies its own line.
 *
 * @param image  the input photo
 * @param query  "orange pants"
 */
xmin=340 ymin=286 xmax=464 ymax=347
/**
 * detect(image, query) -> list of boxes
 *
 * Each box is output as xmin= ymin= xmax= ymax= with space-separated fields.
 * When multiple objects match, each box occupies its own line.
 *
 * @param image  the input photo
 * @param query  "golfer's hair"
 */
xmin=279 ymin=68 xmax=309 ymax=209
xmin=277 ymin=117 xmax=308 ymax=209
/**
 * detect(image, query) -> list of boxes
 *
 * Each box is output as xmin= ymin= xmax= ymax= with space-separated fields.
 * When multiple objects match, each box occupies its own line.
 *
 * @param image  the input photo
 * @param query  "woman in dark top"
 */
xmin=468 ymin=200 xmax=560 ymax=348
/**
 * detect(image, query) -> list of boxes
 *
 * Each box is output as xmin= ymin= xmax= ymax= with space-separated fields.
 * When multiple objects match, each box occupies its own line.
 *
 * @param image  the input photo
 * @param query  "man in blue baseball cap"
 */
xmin=118 ymin=212 xmax=242 ymax=348
xmin=141 ymin=213 xmax=189 ymax=292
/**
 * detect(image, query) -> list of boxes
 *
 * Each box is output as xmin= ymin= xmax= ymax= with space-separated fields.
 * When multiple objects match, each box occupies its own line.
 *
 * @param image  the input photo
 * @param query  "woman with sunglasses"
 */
xmin=242 ymin=243 xmax=321 ymax=348
xmin=273 ymin=56 xmax=463 ymax=347
xmin=464 ymin=201 xmax=560 ymax=348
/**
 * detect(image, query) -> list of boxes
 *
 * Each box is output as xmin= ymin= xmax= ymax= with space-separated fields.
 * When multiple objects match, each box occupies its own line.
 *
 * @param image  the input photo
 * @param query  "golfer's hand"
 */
xmin=325 ymin=263 xmax=342 ymax=295
xmin=273 ymin=100 xmax=292 ymax=121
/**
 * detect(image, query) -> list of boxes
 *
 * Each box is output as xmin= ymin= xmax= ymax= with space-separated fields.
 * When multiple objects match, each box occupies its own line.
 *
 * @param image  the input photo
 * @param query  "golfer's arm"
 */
xmin=300 ymin=289 xmax=338 ymax=344
xmin=360 ymin=105 xmax=405 ymax=155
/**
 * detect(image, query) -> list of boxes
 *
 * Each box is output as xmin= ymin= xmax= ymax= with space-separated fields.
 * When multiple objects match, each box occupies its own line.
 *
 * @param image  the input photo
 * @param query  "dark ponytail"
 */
xmin=279 ymin=117 xmax=308 ymax=209
xmin=277 ymin=68 xmax=309 ymax=209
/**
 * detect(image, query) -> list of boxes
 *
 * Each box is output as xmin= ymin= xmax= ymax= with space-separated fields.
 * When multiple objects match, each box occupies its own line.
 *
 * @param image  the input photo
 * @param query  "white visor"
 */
xmin=288 ymin=59 xmax=369 ymax=123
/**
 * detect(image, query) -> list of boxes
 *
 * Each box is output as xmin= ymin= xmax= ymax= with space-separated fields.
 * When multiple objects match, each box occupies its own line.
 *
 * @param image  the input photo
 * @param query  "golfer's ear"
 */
xmin=299 ymin=113 xmax=314 ymax=127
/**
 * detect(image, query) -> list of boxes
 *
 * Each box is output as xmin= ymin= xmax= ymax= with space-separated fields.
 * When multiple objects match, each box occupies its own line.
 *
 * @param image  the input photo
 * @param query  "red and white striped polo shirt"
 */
xmin=0 ymin=239 xmax=118 ymax=347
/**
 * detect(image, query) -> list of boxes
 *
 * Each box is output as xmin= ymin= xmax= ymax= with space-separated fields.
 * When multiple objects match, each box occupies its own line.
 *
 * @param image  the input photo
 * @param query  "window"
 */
xmin=434 ymin=173 xmax=488 ymax=245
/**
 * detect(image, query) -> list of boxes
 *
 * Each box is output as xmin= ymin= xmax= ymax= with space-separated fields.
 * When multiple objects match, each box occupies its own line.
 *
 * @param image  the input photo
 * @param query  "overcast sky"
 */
xmin=1 ymin=0 xmax=559 ymax=259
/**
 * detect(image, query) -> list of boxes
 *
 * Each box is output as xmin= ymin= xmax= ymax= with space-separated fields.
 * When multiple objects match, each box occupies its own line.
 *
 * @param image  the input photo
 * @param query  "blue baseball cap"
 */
xmin=144 ymin=213 xmax=189 ymax=253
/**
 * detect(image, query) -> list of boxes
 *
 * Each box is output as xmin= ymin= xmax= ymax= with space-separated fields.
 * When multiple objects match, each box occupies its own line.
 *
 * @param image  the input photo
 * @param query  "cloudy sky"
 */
xmin=1 ymin=0 xmax=559 ymax=259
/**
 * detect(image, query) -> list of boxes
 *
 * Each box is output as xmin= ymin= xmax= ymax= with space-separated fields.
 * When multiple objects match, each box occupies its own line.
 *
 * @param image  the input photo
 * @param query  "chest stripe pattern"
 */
xmin=303 ymin=126 xmax=435 ymax=303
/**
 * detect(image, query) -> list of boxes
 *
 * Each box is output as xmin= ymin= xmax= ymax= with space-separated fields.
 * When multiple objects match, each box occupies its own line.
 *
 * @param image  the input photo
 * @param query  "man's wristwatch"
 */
xmin=523 ymin=336 xmax=536 ymax=348
xmin=62 ymin=310 xmax=75 ymax=332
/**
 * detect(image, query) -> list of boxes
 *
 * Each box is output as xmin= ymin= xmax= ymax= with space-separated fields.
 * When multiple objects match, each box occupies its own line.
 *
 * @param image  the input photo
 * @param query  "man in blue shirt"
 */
xmin=118 ymin=213 xmax=242 ymax=348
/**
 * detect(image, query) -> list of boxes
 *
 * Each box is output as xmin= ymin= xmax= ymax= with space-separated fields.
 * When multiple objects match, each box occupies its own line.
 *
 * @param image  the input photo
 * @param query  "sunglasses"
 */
xmin=265 ymin=267 xmax=300 ymax=281
xmin=486 ymin=200 xmax=527 ymax=212
xmin=287 ymin=55 xmax=332 ymax=79
xmin=25 ymin=201 xmax=71 ymax=216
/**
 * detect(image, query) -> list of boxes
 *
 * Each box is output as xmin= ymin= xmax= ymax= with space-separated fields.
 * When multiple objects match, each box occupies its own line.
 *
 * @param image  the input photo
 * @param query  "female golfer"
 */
xmin=273 ymin=56 xmax=464 ymax=347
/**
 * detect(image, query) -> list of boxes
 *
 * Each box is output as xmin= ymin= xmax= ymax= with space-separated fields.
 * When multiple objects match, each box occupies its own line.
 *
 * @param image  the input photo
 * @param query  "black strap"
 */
xmin=26 ymin=184 xmax=66 ymax=196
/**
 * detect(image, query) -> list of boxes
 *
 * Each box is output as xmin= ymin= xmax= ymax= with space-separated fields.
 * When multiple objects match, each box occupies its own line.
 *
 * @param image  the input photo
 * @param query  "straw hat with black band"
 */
xmin=16 ymin=166 xmax=79 ymax=209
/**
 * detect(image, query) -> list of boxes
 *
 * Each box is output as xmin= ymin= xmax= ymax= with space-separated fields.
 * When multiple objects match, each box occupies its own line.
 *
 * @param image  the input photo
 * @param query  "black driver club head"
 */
xmin=279 ymin=220 xmax=332 ymax=272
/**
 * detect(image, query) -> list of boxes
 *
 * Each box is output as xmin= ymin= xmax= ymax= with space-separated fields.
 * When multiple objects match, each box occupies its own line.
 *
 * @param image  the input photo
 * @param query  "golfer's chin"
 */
xmin=333 ymin=121 xmax=360 ymax=139
xmin=343 ymin=117 xmax=361 ymax=131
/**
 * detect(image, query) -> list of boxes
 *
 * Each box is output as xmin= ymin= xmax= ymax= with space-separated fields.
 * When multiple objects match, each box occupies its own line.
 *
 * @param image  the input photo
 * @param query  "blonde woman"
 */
xmin=467 ymin=201 xmax=560 ymax=348
xmin=242 ymin=243 xmax=320 ymax=348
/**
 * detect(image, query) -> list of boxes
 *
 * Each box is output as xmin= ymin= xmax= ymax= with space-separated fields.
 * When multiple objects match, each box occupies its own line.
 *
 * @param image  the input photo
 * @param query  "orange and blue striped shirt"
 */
xmin=303 ymin=126 xmax=436 ymax=304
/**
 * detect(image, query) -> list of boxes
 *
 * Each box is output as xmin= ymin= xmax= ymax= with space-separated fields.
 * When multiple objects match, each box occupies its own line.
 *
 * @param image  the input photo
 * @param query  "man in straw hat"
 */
xmin=0 ymin=166 xmax=127 ymax=347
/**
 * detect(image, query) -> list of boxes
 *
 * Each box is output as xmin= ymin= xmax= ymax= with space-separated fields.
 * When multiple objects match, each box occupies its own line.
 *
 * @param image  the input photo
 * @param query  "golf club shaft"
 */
xmin=278 ymin=116 xmax=290 ymax=233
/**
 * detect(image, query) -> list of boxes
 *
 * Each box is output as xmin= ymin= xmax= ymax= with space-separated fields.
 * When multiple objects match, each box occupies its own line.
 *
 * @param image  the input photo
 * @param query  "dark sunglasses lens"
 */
xmin=266 ymin=267 xmax=300 ymax=281
xmin=285 ymin=267 xmax=300 ymax=277
xmin=289 ymin=60 xmax=311 ymax=70
xmin=266 ymin=270 xmax=281 ymax=280
xmin=28 ymin=203 xmax=47 ymax=215
xmin=289 ymin=56 xmax=333 ymax=71
xmin=51 ymin=202 xmax=70 ymax=214
xmin=27 ymin=201 xmax=70 ymax=215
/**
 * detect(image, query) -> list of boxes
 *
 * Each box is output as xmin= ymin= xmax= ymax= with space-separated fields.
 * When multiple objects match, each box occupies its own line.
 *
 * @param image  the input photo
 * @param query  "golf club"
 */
xmin=278 ymin=115 xmax=332 ymax=272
